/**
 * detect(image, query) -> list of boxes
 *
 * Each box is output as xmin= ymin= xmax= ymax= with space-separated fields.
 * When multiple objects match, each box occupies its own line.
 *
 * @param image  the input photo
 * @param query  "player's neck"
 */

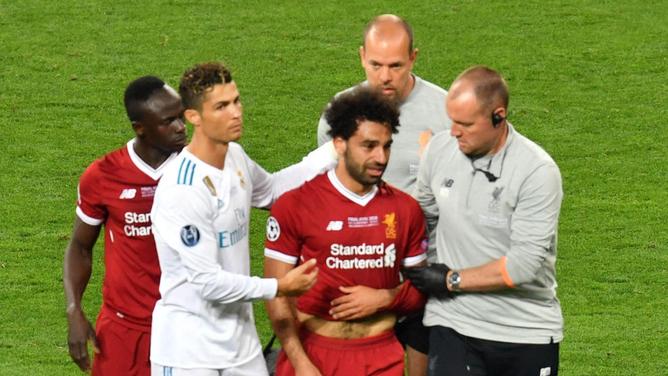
xmin=133 ymin=139 xmax=174 ymax=169
xmin=187 ymin=134 xmax=229 ymax=170
xmin=334 ymin=164 xmax=374 ymax=196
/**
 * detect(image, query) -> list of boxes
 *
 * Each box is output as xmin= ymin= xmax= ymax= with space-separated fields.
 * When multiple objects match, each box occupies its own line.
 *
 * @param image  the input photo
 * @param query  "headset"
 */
xmin=491 ymin=112 xmax=505 ymax=128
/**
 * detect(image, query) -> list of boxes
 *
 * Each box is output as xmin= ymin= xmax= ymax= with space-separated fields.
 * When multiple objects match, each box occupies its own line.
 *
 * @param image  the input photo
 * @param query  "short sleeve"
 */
xmin=76 ymin=162 xmax=106 ymax=226
xmin=402 ymin=199 xmax=428 ymax=267
xmin=263 ymin=193 xmax=302 ymax=265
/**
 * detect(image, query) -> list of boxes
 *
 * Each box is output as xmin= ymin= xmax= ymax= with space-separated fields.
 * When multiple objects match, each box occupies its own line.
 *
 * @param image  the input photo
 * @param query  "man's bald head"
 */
xmin=449 ymin=65 xmax=509 ymax=115
xmin=363 ymin=14 xmax=414 ymax=54
xmin=359 ymin=14 xmax=417 ymax=101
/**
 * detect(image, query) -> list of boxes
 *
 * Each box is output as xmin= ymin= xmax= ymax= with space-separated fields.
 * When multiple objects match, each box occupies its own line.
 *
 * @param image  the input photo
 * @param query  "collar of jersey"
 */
xmin=179 ymin=147 xmax=229 ymax=177
xmin=126 ymin=138 xmax=179 ymax=181
xmin=327 ymin=169 xmax=378 ymax=207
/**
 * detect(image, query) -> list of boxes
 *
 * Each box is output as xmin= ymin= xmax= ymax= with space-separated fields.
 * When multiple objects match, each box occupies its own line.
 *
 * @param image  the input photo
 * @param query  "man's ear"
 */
xmin=184 ymin=108 xmax=201 ymax=127
xmin=333 ymin=136 xmax=347 ymax=157
xmin=409 ymin=48 xmax=418 ymax=64
xmin=132 ymin=121 xmax=144 ymax=137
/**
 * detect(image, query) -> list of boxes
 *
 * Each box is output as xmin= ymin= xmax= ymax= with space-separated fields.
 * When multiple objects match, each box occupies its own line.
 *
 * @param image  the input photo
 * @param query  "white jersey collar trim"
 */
xmin=126 ymin=139 xmax=179 ymax=181
xmin=327 ymin=170 xmax=378 ymax=207
xmin=179 ymin=147 xmax=228 ymax=177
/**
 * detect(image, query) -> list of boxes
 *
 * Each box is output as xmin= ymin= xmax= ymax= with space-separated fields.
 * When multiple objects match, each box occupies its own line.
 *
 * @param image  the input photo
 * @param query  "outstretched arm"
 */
xmin=63 ymin=217 xmax=101 ymax=372
xmin=265 ymin=257 xmax=322 ymax=376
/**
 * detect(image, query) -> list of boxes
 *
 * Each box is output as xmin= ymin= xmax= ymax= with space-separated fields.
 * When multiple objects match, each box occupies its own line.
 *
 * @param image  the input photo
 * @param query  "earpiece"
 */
xmin=491 ymin=112 xmax=504 ymax=128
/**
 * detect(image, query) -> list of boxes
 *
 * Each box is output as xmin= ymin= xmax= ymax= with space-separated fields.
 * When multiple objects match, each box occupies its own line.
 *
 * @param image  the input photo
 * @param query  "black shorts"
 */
xmin=428 ymin=326 xmax=559 ymax=376
xmin=395 ymin=311 xmax=430 ymax=354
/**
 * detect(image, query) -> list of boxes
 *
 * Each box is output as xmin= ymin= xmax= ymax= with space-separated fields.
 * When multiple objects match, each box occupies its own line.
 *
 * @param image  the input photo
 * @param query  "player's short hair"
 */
xmin=325 ymin=86 xmax=400 ymax=140
xmin=124 ymin=76 xmax=166 ymax=122
xmin=363 ymin=14 xmax=414 ymax=53
xmin=179 ymin=62 xmax=233 ymax=110
xmin=455 ymin=65 xmax=509 ymax=113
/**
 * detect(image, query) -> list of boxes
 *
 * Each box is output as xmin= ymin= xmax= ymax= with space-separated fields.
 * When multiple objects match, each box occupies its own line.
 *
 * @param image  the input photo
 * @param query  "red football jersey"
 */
xmin=265 ymin=171 xmax=427 ymax=320
xmin=76 ymin=140 xmax=177 ymax=327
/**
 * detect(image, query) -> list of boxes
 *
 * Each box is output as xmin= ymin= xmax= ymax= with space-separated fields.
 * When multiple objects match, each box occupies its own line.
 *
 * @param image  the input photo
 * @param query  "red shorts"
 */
xmin=276 ymin=330 xmax=404 ymax=376
xmin=92 ymin=306 xmax=151 ymax=376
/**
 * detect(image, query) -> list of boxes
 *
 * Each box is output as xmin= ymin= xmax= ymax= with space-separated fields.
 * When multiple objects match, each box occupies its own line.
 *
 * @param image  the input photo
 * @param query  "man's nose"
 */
xmin=450 ymin=123 xmax=461 ymax=137
xmin=379 ymin=67 xmax=391 ymax=83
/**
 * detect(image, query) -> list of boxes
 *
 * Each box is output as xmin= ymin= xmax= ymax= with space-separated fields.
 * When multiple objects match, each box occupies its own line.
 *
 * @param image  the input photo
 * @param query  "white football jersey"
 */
xmin=150 ymin=142 xmax=336 ymax=369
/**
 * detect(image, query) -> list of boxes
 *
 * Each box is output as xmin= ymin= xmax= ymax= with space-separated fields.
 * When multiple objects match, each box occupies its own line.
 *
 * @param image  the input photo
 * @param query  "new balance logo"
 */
xmin=119 ymin=188 xmax=136 ymax=199
xmin=326 ymin=221 xmax=343 ymax=231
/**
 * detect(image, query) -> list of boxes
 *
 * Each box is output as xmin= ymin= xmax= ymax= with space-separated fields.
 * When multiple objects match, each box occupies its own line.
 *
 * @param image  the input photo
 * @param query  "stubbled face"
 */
xmin=360 ymin=33 xmax=416 ymax=102
xmin=336 ymin=120 xmax=393 ymax=192
xmin=446 ymin=87 xmax=499 ymax=158
xmin=138 ymin=86 xmax=187 ymax=153
xmin=195 ymin=82 xmax=243 ymax=144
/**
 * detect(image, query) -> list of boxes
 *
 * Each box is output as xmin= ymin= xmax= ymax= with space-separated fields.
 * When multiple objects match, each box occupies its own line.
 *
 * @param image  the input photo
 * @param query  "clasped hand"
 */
xmin=402 ymin=263 xmax=452 ymax=296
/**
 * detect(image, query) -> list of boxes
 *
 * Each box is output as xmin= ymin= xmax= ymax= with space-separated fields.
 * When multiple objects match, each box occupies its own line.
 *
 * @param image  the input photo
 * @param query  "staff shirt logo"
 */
xmin=180 ymin=225 xmax=200 ymax=247
xmin=488 ymin=186 xmax=504 ymax=211
xmin=266 ymin=216 xmax=280 ymax=241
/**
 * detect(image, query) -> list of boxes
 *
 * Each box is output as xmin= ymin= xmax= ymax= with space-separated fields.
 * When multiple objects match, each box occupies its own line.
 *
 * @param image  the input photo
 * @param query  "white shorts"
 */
xmin=151 ymin=351 xmax=268 ymax=376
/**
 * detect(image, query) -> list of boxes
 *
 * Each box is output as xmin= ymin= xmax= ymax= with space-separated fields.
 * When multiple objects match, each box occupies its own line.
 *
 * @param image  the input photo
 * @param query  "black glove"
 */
xmin=402 ymin=264 xmax=451 ymax=296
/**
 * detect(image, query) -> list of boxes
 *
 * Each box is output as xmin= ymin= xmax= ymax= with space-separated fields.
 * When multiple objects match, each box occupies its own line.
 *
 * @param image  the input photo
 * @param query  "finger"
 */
xmin=306 ymin=269 xmax=318 ymax=283
xmin=89 ymin=329 xmax=100 ymax=354
xmin=403 ymin=268 xmax=424 ymax=280
xmin=402 ymin=271 xmax=418 ymax=281
xmin=330 ymin=306 xmax=358 ymax=320
xmin=73 ymin=346 xmax=90 ymax=371
xmin=338 ymin=285 xmax=356 ymax=293
xmin=297 ymin=258 xmax=317 ymax=272
xmin=330 ymin=298 xmax=357 ymax=312
xmin=330 ymin=295 xmax=352 ymax=307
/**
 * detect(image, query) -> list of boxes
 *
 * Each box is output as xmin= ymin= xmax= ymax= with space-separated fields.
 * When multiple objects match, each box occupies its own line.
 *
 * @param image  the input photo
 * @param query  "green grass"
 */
xmin=1 ymin=0 xmax=666 ymax=374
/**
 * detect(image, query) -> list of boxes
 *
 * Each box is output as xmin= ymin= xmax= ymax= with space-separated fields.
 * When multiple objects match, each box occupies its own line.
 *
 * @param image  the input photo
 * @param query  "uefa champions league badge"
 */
xmin=180 ymin=225 xmax=201 ymax=247
xmin=266 ymin=216 xmax=280 ymax=241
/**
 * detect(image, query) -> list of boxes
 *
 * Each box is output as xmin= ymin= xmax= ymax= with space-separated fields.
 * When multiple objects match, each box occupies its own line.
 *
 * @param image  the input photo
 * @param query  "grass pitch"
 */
xmin=0 ymin=1 xmax=666 ymax=374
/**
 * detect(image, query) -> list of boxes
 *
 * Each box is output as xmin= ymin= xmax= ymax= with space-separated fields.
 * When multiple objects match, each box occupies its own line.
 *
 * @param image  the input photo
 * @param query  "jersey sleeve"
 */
xmin=75 ymin=162 xmax=106 ymax=226
xmin=263 ymin=193 xmax=301 ymax=265
xmin=152 ymin=184 xmax=277 ymax=302
xmin=402 ymin=198 xmax=428 ymax=267
xmin=240 ymin=143 xmax=337 ymax=209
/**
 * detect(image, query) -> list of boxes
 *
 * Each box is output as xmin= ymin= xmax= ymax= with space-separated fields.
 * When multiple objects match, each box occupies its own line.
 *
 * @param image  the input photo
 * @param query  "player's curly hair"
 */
xmin=325 ymin=86 xmax=399 ymax=140
xmin=325 ymin=86 xmax=400 ymax=140
xmin=179 ymin=62 xmax=233 ymax=110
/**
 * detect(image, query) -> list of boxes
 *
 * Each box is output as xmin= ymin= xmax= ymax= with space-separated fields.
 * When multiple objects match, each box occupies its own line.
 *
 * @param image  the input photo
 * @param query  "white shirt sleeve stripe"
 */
xmin=402 ymin=253 xmax=427 ymax=267
xmin=264 ymin=248 xmax=298 ymax=265
xmin=76 ymin=207 xmax=103 ymax=226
